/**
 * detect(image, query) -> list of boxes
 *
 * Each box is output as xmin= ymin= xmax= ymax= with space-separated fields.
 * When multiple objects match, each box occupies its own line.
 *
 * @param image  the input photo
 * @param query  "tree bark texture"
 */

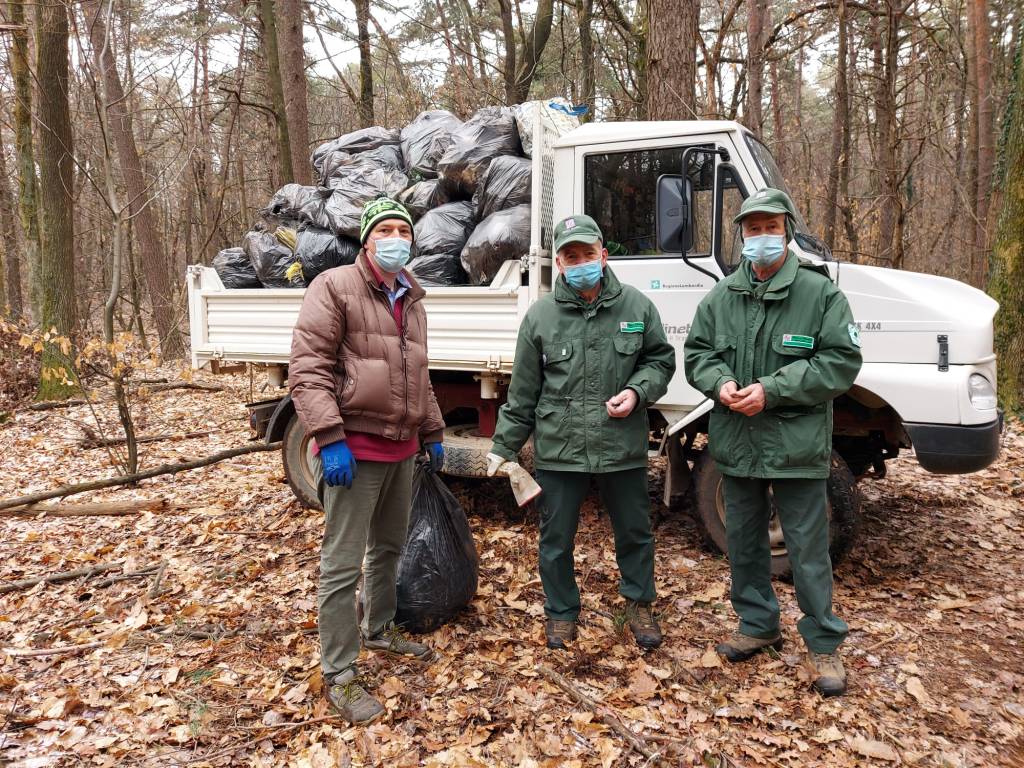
xmin=973 ymin=0 xmax=994 ymax=285
xmin=8 ymin=0 xmax=41 ymax=321
xmin=745 ymin=0 xmax=768 ymax=132
xmin=823 ymin=0 xmax=850 ymax=249
xmin=35 ymin=0 xmax=78 ymax=398
xmin=258 ymin=0 xmax=294 ymax=184
xmin=0 ymin=127 xmax=23 ymax=318
xmin=354 ymin=0 xmax=374 ymax=127
xmin=512 ymin=0 xmax=555 ymax=103
xmin=645 ymin=0 xmax=698 ymax=119
xmin=85 ymin=1 xmax=183 ymax=358
xmin=276 ymin=0 xmax=311 ymax=185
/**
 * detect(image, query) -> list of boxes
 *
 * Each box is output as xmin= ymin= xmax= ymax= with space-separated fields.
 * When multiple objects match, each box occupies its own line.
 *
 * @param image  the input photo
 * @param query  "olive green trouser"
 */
xmin=310 ymin=444 xmax=415 ymax=678
xmin=535 ymin=467 xmax=656 ymax=621
xmin=721 ymin=475 xmax=848 ymax=654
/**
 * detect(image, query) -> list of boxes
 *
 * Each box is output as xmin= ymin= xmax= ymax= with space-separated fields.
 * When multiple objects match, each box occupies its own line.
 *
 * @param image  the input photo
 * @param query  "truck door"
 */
xmin=576 ymin=136 xmax=750 ymax=410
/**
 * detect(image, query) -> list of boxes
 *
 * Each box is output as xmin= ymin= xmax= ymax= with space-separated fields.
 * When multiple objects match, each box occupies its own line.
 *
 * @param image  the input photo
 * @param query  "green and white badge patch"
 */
xmin=620 ymin=321 xmax=645 ymax=333
xmin=848 ymin=323 xmax=861 ymax=347
xmin=782 ymin=333 xmax=815 ymax=349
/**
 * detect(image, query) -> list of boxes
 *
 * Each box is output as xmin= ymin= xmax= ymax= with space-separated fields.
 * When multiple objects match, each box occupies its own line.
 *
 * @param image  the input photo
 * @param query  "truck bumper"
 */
xmin=904 ymin=412 xmax=1003 ymax=474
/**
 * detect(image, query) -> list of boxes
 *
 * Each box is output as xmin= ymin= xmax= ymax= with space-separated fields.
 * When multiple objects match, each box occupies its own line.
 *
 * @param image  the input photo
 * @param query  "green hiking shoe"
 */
xmin=623 ymin=600 xmax=662 ymax=649
xmin=807 ymin=651 xmax=847 ymax=697
xmin=545 ymin=618 xmax=577 ymax=649
xmin=715 ymin=631 xmax=784 ymax=662
xmin=363 ymin=622 xmax=434 ymax=661
xmin=326 ymin=667 xmax=384 ymax=725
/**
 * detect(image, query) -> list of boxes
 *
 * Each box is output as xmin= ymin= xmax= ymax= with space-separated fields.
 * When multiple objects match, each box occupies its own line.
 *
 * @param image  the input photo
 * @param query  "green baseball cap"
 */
xmin=553 ymin=214 xmax=603 ymax=253
xmin=360 ymin=196 xmax=414 ymax=244
xmin=733 ymin=187 xmax=798 ymax=225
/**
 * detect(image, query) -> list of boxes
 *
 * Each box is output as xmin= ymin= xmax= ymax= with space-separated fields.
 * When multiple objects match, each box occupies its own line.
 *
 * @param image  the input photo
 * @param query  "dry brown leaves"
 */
xmin=1 ymin=372 xmax=1022 ymax=766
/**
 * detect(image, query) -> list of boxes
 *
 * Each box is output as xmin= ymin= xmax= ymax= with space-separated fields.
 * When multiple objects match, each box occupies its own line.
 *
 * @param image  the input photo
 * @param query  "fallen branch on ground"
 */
xmin=80 ymin=430 xmax=213 ymax=449
xmin=146 ymin=382 xmax=224 ymax=393
xmin=0 ymin=498 xmax=176 ymax=518
xmin=537 ymin=664 xmax=667 ymax=766
xmin=0 ymin=441 xmax=281 ymax=511
xmin=0 ymin=562 xmax=125 ymax=595
xmin=91 ymin=564 xmax=162 ymax=589
xmin=28 ymin=398 xmax=86 ymax=411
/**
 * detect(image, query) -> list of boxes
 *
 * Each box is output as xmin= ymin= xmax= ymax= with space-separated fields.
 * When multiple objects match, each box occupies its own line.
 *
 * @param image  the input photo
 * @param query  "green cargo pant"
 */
xmin=535 ymin=467 xmax=656 ymax=621
xmin=310 ymin=443 xmax=415 ymax=677
xmin=721 ymin=475 xmax=848 ymax=653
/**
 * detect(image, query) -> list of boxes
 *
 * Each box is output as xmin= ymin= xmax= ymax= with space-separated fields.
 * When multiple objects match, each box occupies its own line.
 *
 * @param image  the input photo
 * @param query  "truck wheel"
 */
xmin=692 ymin=451 xmax=861 ymax=578
xmin=441 ymin=424 xmax=534 ymax=478
xmin=282 ymin=414 xmax=322 ymax=510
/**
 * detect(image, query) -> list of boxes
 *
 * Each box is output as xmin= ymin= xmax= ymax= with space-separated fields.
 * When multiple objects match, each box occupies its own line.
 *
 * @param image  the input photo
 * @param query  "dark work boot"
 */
xmin=545 ymin=618 xmax=577 ymax=649
xmin=716 ymin=631 xmax=784 ymax=662
xmin=623 ymin=600 xmax=662 ymax=649
xmin=325 ymin=667 xmax=384 ymax=725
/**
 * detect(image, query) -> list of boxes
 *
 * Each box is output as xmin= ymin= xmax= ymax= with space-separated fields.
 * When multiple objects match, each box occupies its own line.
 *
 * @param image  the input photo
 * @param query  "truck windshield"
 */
xmin=743 ymin=133 xmax=809 ymax=233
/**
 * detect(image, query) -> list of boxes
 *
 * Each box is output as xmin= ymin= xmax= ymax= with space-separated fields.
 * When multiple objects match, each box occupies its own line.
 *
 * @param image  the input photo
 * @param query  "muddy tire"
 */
xmin=441 ymin=424 xmax=534 ymax=478
xmin=282 ymin=414 xmax=322 ymax=510
xmin=692 ymin=450 xmax=860 ymax=578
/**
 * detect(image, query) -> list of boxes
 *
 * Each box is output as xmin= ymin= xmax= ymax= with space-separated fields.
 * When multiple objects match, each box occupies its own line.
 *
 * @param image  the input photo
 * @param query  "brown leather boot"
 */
xmin=545 ymin=618 xmax=577 ymax=649
xmin=807 ymin=652 xmax=847 ymax=697
xmin=715 ymin=631 xmax=784 ymax=662
xmin=623 ymin=600 xmax=662 ymax=649
xmin=325 ymin=667 xmax=384 ymax=725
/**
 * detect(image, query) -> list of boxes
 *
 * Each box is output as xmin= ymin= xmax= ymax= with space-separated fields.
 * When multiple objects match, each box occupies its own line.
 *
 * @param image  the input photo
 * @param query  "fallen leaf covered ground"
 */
xmin=1 ymin=371 xmax=1022 ymax=766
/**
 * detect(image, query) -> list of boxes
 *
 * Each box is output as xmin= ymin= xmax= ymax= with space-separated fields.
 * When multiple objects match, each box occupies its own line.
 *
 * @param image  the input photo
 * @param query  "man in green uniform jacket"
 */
xmin=684 ymin=188 xmax=862 ymax=696
xmin=488 ymin=214 xmax=676 ymax=650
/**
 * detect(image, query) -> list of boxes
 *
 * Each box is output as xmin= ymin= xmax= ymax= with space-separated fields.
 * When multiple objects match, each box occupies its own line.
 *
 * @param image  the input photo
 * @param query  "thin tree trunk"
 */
xmin=823 ymin=0 xmax=849 ymax=248
xmin=8 ymin=0 xmax=41 ymax=321
xmin=645 ymin=0 xmax=698 ymax=119
xmin=973 ymin=0 xmax=994 ymax=285
xmin=0 ymin=128 xmax=23 ymax=318
xmin=258 ymin=0 xmax=293 ymax=184
xmin=35 ymin=0 xmax=77 ymax=399
xmin=354 ymin=0 xmax=374 ymax=127
xmin=512 ymin=0 xmax=555 ymax=103
xmin=576 ymin=0 xmax=595 ymax=121
xmin=745 ymin=0 xmax=768 ymax=132
xmin=276 ymin=0 xmax=311 ymax=184
xmin=85 ymin=1 xmax=182 ymax=358
xmin=497 ymin=0 xmax=517 ymax=104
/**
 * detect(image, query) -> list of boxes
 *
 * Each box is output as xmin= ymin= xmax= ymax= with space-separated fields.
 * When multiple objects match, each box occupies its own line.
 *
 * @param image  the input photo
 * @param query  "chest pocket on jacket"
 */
xmin=612 ymin=334 xmax=642 ymax=390
xmin=542 ymin=340 xmax=575 ymax=396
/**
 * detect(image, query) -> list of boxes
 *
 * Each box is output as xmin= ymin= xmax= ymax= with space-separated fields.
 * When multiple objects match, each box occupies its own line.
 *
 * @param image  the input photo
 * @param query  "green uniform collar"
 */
xmin=726 ymin=249 xmax=800 ymax=299
xmin=553 ymin=266 xmax=624 ymax=309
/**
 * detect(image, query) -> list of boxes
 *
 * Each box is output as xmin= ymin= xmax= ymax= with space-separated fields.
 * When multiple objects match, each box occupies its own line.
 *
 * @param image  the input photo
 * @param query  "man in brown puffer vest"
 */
xmin=289 ymin=197 xmax=445 ymax=725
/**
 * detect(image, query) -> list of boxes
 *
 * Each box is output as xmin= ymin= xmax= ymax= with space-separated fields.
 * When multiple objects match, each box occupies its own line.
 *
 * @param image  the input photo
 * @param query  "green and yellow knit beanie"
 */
xmin=359 ymin=196 xmax=414 ymax=244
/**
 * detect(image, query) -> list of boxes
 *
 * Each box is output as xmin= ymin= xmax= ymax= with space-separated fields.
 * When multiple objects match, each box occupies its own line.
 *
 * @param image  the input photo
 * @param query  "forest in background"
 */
xmin=0 ymin=0 xmax=1022 ymax=407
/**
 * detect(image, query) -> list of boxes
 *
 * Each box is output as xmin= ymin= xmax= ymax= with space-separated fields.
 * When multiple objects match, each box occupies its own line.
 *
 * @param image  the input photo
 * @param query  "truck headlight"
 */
xmin=968 ymin=374 xmax=997 ymax=410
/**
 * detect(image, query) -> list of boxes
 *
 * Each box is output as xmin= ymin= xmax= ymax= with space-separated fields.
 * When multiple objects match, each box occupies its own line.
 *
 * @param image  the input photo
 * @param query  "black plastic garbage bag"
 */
xmin=460 ymin=204 xmax=531 ymax=285
xmin=409 ymin=201 xmax=475 ymax=286
xmin=320 ymin=144 xmax=405 ymax=185
xmin=311 ymin=126 xmax=400 ymax=178
xmin=401 ymin=110 xmax=463 ymax=179
xmin=243 ymin=229 xmax=302 ymax=288
xmin=264 ymin=184 xmax=319 ymax=220
xmin=322 ymin=168 xmax=410 ymax=238
xmin=438 ymin=106 xmax=522 ymax=198
xmin=394 ymin=465 xmax=479 ymax=634
xmin=398 ymin=179 xmax=450 ymax=220
xmin=295 ymin=227 xmax=360 ymax=284
xmin=473 ymin=156 xmax=532 ymax=219
xmin=213 ymin=247 xmax=261 ymax=289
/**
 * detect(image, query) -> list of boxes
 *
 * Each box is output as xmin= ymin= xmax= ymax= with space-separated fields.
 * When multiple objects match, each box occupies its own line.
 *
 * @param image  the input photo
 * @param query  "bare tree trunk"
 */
xmin=745 ymin=0 xmax=768 ymax=132
xmin=84 ymin=1 xmax=182 ymax=358
xmin=512 ymin=0 xmax=555 ymax=102
xmin=276 ymin=0 xmax=311 ymax=184
xmin=823 ymin=0 xmax=849 ymax=249
xmin=8 ymin=0 xmax=41 ymax=321
xmin=497 ymin=0 xmax=517 ymax=104
xmin=873 ymin=0 xmax=903 ymax=268
xmin=0 ymin=129 xmax=23 ymax=318
xmin=354 ymin=0 xmax=374 ymax=126
xmin=645 ymin=0 xmax=698 ymax=119
xmin=35 ymin=0 xmax=77 ymax=399
xmin=258 ymin=0 xmax=293 ymax=183
xmin=577 ymin=0 xmax=595 ymax=121
xmin=973 ymin=0 xmax=994 ymax=285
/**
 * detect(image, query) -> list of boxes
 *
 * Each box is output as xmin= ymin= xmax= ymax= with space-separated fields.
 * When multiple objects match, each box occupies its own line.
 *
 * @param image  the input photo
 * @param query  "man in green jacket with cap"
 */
xmin=487 ymin=214 xmax=676 ymax=650
xmin=683 ymin=188 xmax=862 ymax=696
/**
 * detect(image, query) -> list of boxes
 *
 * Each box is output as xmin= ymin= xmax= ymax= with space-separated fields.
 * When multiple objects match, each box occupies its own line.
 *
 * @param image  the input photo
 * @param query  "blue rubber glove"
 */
xmin=424 ymin=442 xmax=444 ymax=473
xmin=320 ymin=440 xmax=356 ymax=489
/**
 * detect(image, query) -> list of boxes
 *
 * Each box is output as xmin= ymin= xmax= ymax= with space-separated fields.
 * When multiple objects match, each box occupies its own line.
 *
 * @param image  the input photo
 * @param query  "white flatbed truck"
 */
xmin=187 ymin=116 xmax=1002 ymax=573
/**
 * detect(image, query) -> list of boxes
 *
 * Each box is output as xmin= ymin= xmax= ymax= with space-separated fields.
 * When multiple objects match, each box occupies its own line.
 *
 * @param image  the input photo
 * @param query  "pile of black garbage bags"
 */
xmin=214 ymin=100 xmax=578 ymax=290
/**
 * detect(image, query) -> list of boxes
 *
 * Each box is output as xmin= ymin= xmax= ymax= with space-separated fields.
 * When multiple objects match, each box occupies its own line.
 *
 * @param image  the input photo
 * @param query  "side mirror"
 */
xmin=793 ymin=232 xmax=833 ymax=261
xmin=656 ymin=174 xmax=693 ymax=253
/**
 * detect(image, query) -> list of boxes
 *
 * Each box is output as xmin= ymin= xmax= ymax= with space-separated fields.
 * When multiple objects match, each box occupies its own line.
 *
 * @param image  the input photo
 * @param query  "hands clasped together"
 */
xmin=719 ymin=380 xmax=766 ymax=417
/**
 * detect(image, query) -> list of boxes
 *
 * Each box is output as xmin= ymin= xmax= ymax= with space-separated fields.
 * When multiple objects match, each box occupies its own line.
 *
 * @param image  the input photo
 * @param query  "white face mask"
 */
xmin=372 ymin=237 xmax=412 ymax=272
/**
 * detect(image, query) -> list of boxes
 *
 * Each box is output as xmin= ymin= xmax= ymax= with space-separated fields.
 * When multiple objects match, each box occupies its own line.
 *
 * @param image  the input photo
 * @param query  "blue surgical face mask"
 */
xmin=742 ymin=234 xmax=786 ymax=267
xmin=563 ymin=259 xmax=604 ymax=291
xmin=372 ymin=237 xmax=412 ymax=272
